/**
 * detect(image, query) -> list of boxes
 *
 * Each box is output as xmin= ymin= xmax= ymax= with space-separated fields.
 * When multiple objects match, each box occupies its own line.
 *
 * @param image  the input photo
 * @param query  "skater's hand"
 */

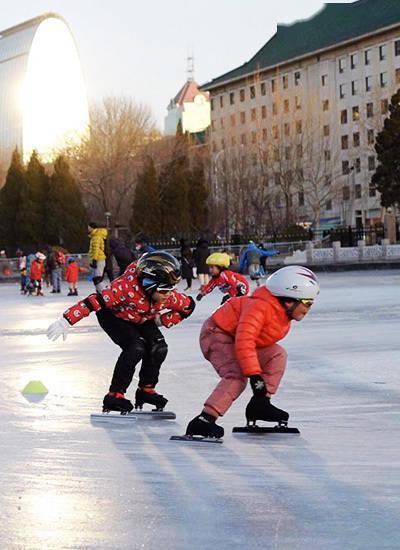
xmin=249 ymin=375 xmax=266 ymax=396
xmin=90 ymin=260 xmax=97 ymax=269
xmin=196 ymin=293 xmax=203 ymax=302
xmin=47 ymin=317 xmax=71 ymax=342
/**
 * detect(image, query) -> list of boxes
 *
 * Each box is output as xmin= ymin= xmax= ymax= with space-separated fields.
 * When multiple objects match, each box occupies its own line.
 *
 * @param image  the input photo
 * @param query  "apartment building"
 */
xmin=202 ymin=0 xmax=400 ymax=229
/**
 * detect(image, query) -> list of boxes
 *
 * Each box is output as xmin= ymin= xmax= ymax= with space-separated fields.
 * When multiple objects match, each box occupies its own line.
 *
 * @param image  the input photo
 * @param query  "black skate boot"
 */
xmin=186 ymin=413 xmax=224 ymax=439
xmin=103 ymin=392 xmax=133 ymax=414
xmin=135 ymin=385 xmax=168 ymax=411
xmin=246 ymin=395 xmax=289 ymax=425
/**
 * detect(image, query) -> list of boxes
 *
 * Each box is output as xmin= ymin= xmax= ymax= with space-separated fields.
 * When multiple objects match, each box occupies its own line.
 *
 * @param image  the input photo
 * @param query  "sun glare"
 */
xmin=22 ymin=17 xmax=89 ymax=162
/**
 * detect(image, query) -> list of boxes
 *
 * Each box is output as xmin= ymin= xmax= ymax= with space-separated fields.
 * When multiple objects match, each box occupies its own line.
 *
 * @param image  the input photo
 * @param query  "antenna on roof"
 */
xmin=187 ymin=50 xmax=194 ymax=82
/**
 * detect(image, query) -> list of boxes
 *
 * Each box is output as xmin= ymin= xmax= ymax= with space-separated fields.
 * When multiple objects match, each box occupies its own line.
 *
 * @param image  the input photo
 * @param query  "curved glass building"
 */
xmin=0 ymin=13 xmax=89 ymax=165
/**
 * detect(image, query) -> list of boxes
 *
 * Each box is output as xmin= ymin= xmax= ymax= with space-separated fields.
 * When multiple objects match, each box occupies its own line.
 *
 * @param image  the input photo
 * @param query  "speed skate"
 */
xmin=233 ymin=420 xmax=300 ymax=434
xmin=91 ymin=409 xmax=176 ymax=421
xmin=170 ymin=435 xmax=223 ymax=444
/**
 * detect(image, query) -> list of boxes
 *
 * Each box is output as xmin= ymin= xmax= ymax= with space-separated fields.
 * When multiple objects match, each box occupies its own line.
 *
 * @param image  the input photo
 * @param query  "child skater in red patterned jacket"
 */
xmin=196 ymin=252 xmax=250 ymax=305
xmin=47 ymin=252 xmax=195 ymax=413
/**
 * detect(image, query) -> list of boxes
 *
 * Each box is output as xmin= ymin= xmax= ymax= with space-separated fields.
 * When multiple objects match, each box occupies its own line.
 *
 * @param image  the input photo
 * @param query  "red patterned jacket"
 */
xmin=63 ymin=263 xmax=194 ymax=328
xmin=200 ymin=269 xmax=250 ymax=298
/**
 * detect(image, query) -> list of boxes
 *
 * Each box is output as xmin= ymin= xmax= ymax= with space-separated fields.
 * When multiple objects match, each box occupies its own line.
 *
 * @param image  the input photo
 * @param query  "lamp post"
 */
xmin=105 ymin=211 xmax=111 ymax=231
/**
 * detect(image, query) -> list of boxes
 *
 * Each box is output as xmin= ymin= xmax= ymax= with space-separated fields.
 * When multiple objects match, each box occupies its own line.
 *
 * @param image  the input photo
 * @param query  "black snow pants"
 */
xmin=96 ymin=309 xmax=168 ymax=393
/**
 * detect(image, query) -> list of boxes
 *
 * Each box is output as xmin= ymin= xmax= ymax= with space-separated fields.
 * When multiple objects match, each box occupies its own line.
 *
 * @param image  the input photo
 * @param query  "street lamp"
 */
xmin=105 ymin=211 xmax=111 ymax=230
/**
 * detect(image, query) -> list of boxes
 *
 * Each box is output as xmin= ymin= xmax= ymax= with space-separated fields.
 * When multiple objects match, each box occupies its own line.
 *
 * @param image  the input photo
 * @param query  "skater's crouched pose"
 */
xmin=196 ymin=252 xmax=249 ymax=305
xmin=47 ymin=252 xmax=195 ymax=413
xmin=187 ymin=266 xmax=319 ymax=439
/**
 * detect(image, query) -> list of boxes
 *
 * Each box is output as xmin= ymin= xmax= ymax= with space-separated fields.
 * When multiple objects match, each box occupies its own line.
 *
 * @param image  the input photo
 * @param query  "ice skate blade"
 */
xmin=91 ymin=410 xmax=176 ymax=421
xmin=233 ymin=425 xmax=300 ymax=434
xmin=170 ymin=435 xmax=223 ymax=444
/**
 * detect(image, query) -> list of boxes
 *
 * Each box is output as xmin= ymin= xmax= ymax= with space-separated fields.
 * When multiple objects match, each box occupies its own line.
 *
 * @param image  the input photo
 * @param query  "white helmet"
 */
xmin=265 ymin=266 xmax=319 ymax=300
xmin=35 ymin=252 xmax=46 ymax=261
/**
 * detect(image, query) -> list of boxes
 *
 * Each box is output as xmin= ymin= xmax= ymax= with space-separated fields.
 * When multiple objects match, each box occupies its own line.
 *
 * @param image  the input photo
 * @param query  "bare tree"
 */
xmin=65 ymin=96 xmax=159 ymax=226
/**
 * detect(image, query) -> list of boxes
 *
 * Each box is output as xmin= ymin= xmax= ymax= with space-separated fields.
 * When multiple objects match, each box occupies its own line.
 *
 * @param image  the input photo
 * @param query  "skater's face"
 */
xmin=284 ymin=299 xmax=313 ymax=321
xmin=152 ymin=289 xmax=172 ymax=303
xmin=209 ymin=265 xmax=221 ymax=277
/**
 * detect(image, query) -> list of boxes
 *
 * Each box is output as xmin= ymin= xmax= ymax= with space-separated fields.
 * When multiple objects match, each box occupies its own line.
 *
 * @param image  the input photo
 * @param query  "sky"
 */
xmin=0 ymin=0 xmax=355 ymax=130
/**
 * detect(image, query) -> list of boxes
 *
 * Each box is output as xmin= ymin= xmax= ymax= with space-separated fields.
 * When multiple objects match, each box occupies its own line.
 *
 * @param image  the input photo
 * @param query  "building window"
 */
xmin=211 ymin=120 xmax=215 ymax=131
xmin=341 ymin=109 xmax=348 ymax=124
xmin=365 ymin=49 xmax=371 ymax=65
xmin=219 ymin=96 xmax=224 ymax=108
xmin=365 ymin=76 xmax=372 ymax=92
xmin=240 ymin=89 xmax=245 ymax=102
xmin=323 ymin=125 xmax=330 ymax=137
xmin=324 ymin=149 xmax=331 ymax=161
xmin=366 ymin=102 xmax=374 ymax=118
xmin=260 ymin=82 xmax=266 ymax=96
xmin=250 ymin=85 xmax=256 ymax=99
xmin=272 ymin=102 xmax=278 ymax=115
xmin=274 ymin=173 xmax=280 ymax=185
xmin=351 ymin=80 xmax=358 ymax=96
xmin=379 ymin=44 xmax=387 ymax=61
xmin=368 ymin=156 xmax=376 ymax=171
xmin=230 ymin=114 xmax=236 ymax=127
xmin=274 ymin=149 xmax=279 ymax=162
xmin=295 ymin=96 xmax=301 ymax=110
xmin=339 ymin=57 xmax=346 ymax=73
xmin=296 ymin=144 xmax=303 ymax=158
xmin=369 ymin=184 xmax=377 ymax=197
xmin=380 ymin=72 xmax=388 ymax=88
xmin=241 ymin=133 xmax=247 ymax=145
xmin=294 ymin=71 xmax=301 ymax=86
xmin=341 ymin=135 xmax=349 ymax=150
xmin=325 ymin=199 xmax=332 ymax=210
xmin=271 ymin=79 xmax=276 ymax=92
xmin=262 ymin=128 xmax=267 ymax=141
xmin=342 ymin=160 xmax=350 ymax=175
xmin=350 ymin=53 xmax=358 ymax=69
xmin=353 ymin=132 xmax=360 ymax=147
xmin=272 ymin=125 xmax=279 ymax=139
xmin=396 ymin=68 xmax=400 ymax=84
xmin=220 ymin=117 xmax=224 ymax=128
xmin=284 ymin=122 xmax=290 ymax=136
xmin=229 ymin=92 xmax=235 ymax=105
xmin=343 ymin=186 xmax=350 ymax=200
xmin=321 ymin=74 xmax=328 ymax=86
xmin=352 ymin=106 xmax=360 ymax=121
xmin=395 ymin=40 xmax=400 ymax=56
xmin=298 ymin=191 xmax=305 ymax=206
xmin=285 ymin=146 xmax=291 ymax=160
xmin=381 ymin=98 xmax=389 ymax=114
xmin=323 ymin=99 xmax=330 ymax=111
xmin=231 ymin=136 xmax=236 ymax=146
xmin=251 ymin=108 xmax=257 ymax=121
xmin=221 ymin=138 xmax=225 ymax=149
xmin=355 ymin=184 xmax=362 ymax=199
xmin=367 ymin=129 xmax=374 ymax=144
xmin=355 ymin=157 xmax=361 ymax=173
xmin=240 ymin=111 xmax=246 ymax=124
xmin=296 ymin=120 xmax=302 ymax=134
xmin=251 ymin=131 xmax=257 ymax=144
xmin=284 ymin=99 xmax=289 ymax=113
xmin=283 ymin=75 xmax=288 ymax=89
xmin=340 ymin=84 xmax=346 ymax=99
xmin=261 ymin=105 xmax=267 ymax=119
xmin=211 ymin=99 xmax=214 ymax=111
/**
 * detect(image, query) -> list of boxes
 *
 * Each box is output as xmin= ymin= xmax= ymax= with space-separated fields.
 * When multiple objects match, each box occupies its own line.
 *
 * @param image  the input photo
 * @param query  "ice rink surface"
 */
xmin=1 ymin=270 xmax=399 ymax=549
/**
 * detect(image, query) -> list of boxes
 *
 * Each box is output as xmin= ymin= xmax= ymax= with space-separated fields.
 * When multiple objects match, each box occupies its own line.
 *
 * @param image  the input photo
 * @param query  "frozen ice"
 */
xmin=1 ymin=270 xmax=399 ymax=549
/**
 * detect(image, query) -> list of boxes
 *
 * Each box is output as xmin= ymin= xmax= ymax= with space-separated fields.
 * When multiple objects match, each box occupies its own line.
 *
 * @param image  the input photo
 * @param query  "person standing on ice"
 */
xmin=196 ymin=252 xmax=250 ymax=305
xmin=47 ymin=252 xmax=195 ymax=413
xmin=186 ymin=266 xmax=319 ymax=439
xmin=29 ymin=252 xmax=46 ymax=296
xmin=239 ymin=241 xmax=279 ymax=286
xmin=87 ymin=222 xmax=108 ymax=290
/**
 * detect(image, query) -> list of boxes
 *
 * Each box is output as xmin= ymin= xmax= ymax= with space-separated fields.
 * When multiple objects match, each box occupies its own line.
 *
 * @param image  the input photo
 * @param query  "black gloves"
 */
xmin=196 ymin=293 xmax=203 ymax=302
xmin=236 ymin=283 xmax=247 ymax=296
xmin=179 ymin=296 xmax=196 ymax=319
xmin=90 ymin=260 xmax=97 ymax=269
xmin=249 ymin=375 xmax=266 ymax=396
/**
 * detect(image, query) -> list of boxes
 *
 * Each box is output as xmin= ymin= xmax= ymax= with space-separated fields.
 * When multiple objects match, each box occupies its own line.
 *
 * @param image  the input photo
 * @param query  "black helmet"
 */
xmin=136 ymin=251 xmax=181 ymax=292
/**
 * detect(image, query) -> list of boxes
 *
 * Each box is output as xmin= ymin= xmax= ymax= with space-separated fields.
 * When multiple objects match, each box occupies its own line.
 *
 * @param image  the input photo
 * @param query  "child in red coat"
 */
xmin=196 ymin=252 xmax=250 ymax=305
xmin=29 ymin=252 xmax=46 ymax=296
xmin=65 ymin=257 xmax=80 ymax=296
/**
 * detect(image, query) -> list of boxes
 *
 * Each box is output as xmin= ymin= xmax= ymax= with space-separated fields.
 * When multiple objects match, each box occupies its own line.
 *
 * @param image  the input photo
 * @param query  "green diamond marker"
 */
xmin=22 ymin=380 xmax=48 ymax=395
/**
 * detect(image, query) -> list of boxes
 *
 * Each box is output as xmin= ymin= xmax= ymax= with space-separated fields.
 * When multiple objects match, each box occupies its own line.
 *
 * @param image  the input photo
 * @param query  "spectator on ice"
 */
xmin=239 ymin=241 xmax=279 ymax=286
xmin=66 ymin=257 xmax=80 ymax=296
xmin=29 ymin=252 xmax=46 ymax=296
xmin=48 ymin=248 xmax=66 ymax=293
xmin=88 ymin=222 xmax=108 ymax=290
xmin=16 ymin=249 xmax=27 ymax=293
xmin=134 ymin=236 xmax=155 ymax=258
xmin=194 ymin=238 xmax=210 ymax=288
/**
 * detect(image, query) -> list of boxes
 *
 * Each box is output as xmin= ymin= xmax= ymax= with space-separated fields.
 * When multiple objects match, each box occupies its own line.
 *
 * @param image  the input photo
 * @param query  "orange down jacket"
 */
xmin=211 ymin=287 xmax=291 ymax=376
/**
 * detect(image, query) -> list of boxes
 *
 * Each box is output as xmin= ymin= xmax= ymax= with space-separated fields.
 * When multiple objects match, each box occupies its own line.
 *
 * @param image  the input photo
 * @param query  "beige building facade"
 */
xmin=203 ymin=0 xmax=400 ymax=230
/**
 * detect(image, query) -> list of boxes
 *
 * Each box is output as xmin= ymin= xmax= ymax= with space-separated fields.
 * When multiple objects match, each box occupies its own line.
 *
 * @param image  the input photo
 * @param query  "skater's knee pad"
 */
xmin=150 ymin=337 xmax=168 ymax=364
xmin=125 ymin=336 xmax=146 ymax=363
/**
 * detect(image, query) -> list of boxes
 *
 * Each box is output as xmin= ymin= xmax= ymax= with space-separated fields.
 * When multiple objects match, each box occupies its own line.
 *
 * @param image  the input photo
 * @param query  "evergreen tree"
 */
xmin=47 ymin=155 xmax=88 ymax=251
xmin=372 ymin=89 xmax=400 ymax=207
xmin=160 ymin=152 xmax=191 ymax=236
xmin=0 ymin=148 xmax=25 ymax=251
xmin=131 ymin=157 xmax=161 ymax=237
xmin=188 ymin=158 xmax=209 ymax=233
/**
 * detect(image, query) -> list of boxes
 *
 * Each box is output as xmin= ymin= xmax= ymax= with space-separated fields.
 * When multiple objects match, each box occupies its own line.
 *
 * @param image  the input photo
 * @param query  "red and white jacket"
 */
xmin=63 ymin=263 xmax=194 ymax=328
xmin=200 ymin=269 xmax=250 ymax=298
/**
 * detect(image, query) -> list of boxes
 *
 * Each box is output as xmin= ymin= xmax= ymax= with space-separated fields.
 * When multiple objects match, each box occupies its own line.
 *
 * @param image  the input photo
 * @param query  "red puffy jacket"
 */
xmin=63 ymin=262 xmax=194 ymax=328
xmin=65 ymin=262 xmax=79 ymax=283
xmin=30 ymin=260 xmax=45 ymax=280
xmin=211 ymin=287 xmax=291 ymax=376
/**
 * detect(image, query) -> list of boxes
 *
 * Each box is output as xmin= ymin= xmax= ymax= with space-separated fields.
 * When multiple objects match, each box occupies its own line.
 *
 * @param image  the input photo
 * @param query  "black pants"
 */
xmin=96 ymin=309 xmax=168 ymax=393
